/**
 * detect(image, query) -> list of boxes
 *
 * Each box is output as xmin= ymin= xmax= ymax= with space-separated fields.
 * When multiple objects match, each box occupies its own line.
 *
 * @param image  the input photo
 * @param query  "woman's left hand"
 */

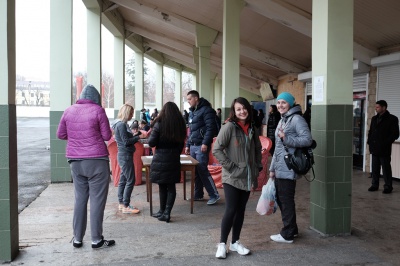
xmin=278 ymin=129 xmax=285 ymax=139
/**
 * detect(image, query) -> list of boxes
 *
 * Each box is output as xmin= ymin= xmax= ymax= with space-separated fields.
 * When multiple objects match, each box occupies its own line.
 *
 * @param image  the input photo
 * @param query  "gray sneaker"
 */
xmin=207 ymin=195 xmax=220 ymax=205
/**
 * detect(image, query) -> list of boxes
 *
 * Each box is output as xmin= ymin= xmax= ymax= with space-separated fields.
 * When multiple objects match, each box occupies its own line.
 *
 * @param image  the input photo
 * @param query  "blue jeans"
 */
xmin=117 ymin=154 xmax=135 ymax=207
xmin=189 ymin=145 xmax=219 ymax=199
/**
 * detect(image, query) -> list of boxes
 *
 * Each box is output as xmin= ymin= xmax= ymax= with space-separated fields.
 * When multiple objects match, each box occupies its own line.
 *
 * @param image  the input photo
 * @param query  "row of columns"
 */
xmin=0 ymin=0 xmax=354 ymax=261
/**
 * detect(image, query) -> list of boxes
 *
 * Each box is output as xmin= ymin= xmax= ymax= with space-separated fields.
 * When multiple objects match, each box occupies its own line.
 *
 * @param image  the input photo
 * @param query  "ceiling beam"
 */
xmin=110 ymin=0 xmax=196 ymax=34
xmin=145 ymin=39 xmax=194 ymax=65
xmin=214 ymin=35 xmax=306 ymax=74
xmin=115 ymin=0 xmax=304 ymax=76
xmin=126 ymin=34 xmax=144 ymax=53
xmin=245 ymin=0 xmax=378 ymax=64
xmin=125 ymin=24 xmax=194 ymax=55
xmin=164 ymin=54 xmax=196 ymax=72
xmin=245 ymin=0 xmax=311 ymax=36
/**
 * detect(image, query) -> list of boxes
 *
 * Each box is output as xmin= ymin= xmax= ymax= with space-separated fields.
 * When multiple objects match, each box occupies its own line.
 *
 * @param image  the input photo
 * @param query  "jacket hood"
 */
xmin=190 ymin=97 xmax=211 ymax=111
xmin=111 ymin=119 xmax=122 ymax=130
xmin=281 ymin=105 xmax=303 ymax=122
xmin=79 ymin=84 xmax=101 ymax=106
xmin=111 ymin=119 xmax=132 ymax=135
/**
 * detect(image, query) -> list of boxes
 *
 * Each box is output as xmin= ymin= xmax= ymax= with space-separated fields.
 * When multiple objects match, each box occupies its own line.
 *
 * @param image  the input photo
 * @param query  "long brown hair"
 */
xmin=154 ymin=102 xmax=186 ymax=143
xmin=227 ymin=97 xmax=253 ymax=125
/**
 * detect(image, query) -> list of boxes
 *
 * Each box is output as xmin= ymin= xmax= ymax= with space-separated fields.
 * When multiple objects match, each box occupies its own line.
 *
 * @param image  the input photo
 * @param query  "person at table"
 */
xmin=139 ymin=119 xmax=150 ymax=132
xmin=57 ymin=84 xmax=115 ymax=249
xmin=112 ymin=104 xmax=142 ymax=214
xmin=148 ymin=102 xmax=187 ymax=223
xmin=213 ymin=97 xmax=262 ymax=258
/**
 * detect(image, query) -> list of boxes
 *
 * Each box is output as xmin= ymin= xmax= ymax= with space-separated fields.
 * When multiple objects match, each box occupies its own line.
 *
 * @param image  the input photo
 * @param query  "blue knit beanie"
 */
xmin=277 ymin=92 xmax=295 ymax=107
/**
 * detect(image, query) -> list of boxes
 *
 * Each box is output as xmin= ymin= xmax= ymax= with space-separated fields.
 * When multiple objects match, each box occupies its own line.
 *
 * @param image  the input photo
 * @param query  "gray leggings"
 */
xmin=70 ymin=159 xmax=110 ymax=242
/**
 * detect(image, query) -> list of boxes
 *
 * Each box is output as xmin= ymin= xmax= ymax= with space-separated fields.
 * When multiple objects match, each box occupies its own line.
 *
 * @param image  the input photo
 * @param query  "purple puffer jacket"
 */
xmin=57 ymin=99 xmax=111 ymax=159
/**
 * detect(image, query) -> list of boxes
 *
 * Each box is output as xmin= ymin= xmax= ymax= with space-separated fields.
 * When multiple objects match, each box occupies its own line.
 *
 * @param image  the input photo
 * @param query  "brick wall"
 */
xmin=277 ymin=74 xmax=307 ymax=112
xmin=365 ymin=67 xmax=377 ymax=172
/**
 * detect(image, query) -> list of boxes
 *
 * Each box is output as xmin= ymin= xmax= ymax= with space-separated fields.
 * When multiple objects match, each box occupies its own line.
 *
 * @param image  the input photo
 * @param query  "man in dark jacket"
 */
xmin=184 ymin=90 xmax=220 ymax=205
xmin=367 ymin=100 xmax=399 ymax=194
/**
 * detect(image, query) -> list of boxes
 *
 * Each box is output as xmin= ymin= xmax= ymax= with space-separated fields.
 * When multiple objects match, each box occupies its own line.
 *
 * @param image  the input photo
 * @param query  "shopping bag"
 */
xmin=256 ymin=178 xmax=277 ymax=215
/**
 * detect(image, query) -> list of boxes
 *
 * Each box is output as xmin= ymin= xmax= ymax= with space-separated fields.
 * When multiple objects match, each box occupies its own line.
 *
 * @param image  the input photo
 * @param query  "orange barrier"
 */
xmin=107 ymin=137 xmax=143 ymax=187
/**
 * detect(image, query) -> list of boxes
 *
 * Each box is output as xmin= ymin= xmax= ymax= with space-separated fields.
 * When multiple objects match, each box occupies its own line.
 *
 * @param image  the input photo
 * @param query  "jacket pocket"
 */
xmin=229 ymin=161 xmax=247 ymax=179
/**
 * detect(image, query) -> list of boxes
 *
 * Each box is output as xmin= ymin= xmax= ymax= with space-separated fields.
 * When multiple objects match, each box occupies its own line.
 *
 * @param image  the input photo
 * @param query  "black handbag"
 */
xmin=283 ymin=140 xmax=316 ymax=182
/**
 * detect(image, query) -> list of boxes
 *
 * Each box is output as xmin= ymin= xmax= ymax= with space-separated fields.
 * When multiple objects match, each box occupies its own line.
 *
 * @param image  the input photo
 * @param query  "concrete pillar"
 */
xmin=222 ymin=0 xmax=244 ymax=114
xmin=50 ymin=0 xmax=73 ymax=183
xmin=214 ymin=76 xmax=223 ymax=111
xmin=85 ymin=0 xmax=102 ymax=91
xmin=175 ymin=69 xmax=182 ymax=110
xmin=0 ymin=0 xmax=19 ymax=261
xmin=114 ymin=36 xmax=125 ymax=118
xmin=156 ymin=63 xmax=163 ymax=109
xmin=195 ymin=24 xmax=218 ymax=101
xmin=193 ymin=47 xmax=199 ymax=91
xmin=208 ymin=73 xmax=217 ymax=107
xmin=134 ymin=51 xmax=144 ymax=120
xmin=310 ymin=0 xmax=354 ymax=235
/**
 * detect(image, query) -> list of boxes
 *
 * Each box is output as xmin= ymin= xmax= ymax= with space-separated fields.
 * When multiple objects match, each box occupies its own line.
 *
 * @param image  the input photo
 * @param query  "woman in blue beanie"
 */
xmin=268 ymin=92 xmax=312 ymax=243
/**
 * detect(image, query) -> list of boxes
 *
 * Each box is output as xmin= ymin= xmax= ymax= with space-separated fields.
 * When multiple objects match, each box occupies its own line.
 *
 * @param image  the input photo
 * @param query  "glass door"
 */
xmin=352 ymin=92 xmax=366 ymax=169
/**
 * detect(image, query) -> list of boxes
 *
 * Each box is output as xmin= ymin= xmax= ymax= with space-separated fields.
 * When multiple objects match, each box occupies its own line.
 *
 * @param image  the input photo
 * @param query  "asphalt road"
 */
xmin=17 ymin=117 xmax=51 ymax=213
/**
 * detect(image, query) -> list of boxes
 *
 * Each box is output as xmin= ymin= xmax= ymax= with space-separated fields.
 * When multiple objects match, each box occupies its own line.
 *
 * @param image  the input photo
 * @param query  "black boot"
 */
xmin=152 ymin=185 xmax=167 ymax=218
xmin=158 ymin=191 xmax=176 ymax=223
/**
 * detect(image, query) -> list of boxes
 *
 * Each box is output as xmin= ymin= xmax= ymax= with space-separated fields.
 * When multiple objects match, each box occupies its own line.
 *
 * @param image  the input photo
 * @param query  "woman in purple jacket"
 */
xmin=57 ymin=84 xmax=115 ymax=249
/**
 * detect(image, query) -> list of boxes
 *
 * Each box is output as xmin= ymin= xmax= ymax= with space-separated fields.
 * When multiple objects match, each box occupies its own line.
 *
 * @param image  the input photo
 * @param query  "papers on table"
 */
xmin=180 ymin=154 xmax=188 ymax=158
xmin=180 ymin=160 xmax=192 ymax=164
xmin=145 ymin=156 xmax=153 ymax=158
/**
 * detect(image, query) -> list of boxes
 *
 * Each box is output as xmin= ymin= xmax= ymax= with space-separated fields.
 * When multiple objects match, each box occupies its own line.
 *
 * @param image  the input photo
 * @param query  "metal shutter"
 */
xmin=377 ymin=64 xmax=400 ymax=140
xmin=353 ymin=74 xmax=368 ymax=92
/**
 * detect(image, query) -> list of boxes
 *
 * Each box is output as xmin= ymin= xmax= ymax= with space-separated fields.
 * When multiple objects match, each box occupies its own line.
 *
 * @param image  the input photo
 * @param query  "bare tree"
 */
xmin=102 ymin=71 xmax=114 ymax=108
xmin=182 ymin=72 xmax=193 ymax=96
xmin=125 ymin=53 xmax=151 ymax=107
xmin=163 ymin=67 xmax=175 ymax=104
xmin=32 ymin=83 xmax=45 ymax=106
xmin=16 ymin=76 xmax=29 ymax=105
xmin=125 ymin=56 xmax=135 ymax=106
xmin=143 ymin=58 xmax=155 ymax=104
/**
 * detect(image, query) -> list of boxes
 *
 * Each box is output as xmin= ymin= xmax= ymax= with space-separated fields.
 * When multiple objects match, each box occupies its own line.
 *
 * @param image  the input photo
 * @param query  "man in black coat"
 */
xmin=367 ymin=100 xmax=399 ymax=194
xmin=185 ymin=90 xmax=220 ymax=205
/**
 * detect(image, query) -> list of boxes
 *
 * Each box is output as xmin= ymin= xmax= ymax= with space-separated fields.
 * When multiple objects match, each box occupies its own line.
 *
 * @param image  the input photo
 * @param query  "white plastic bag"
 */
xmin=256 ymin=178 xmax=277 ymax=215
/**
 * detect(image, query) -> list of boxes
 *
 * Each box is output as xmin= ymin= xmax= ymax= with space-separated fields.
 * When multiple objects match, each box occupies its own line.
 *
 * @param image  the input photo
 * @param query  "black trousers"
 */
xmin=275 ymin=178 xmax=298 ymax=240
xmin=371 ymin=154 xmax=393 ymax=190
xmin=220 ymin=184 xmax=250 ymax=244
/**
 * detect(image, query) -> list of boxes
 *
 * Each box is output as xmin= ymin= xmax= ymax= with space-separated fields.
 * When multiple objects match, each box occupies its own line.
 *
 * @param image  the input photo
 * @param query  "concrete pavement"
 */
xmin=9 ymin=170 xmax=400 ymax=265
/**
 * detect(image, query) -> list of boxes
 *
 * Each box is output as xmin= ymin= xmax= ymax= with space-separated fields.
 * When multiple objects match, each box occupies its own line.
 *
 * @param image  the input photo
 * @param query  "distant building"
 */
xmin=16 ymin=81 xmax=50 ymax=106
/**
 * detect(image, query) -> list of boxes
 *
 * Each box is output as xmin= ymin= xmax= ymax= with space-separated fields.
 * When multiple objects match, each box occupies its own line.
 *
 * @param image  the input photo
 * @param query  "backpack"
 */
xmin=283 ymin=140 xmax=317 ymax=182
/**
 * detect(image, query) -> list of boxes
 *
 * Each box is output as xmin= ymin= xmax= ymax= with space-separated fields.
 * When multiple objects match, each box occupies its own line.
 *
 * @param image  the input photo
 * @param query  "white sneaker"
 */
xmin=270 ymin=234 xmax=293 ymax=243
xmin=229 ymin=240 xmax=250 ymax=255
xmin=215 ymin=243 xmax=227 ymax=259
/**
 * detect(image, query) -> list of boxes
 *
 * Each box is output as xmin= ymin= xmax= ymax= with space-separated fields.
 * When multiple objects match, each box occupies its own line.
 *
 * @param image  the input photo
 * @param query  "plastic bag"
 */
xmin=256 ymin=178 xmax=277 ymax=215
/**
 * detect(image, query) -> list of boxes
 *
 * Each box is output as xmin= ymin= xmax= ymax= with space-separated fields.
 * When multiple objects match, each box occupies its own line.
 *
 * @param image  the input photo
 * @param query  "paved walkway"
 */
xmin=11 ymin=170 xmax=399 ymax=265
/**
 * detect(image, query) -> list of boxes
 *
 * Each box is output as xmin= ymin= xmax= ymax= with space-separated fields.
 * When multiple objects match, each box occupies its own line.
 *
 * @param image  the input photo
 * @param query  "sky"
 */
xmin=16 ymin=0 xmax=124 ymax=82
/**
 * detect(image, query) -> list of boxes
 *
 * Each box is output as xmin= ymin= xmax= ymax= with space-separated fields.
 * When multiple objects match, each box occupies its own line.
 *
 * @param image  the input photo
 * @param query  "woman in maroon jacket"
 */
xmin=57 ymin=84 xmax=115 ymax=249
